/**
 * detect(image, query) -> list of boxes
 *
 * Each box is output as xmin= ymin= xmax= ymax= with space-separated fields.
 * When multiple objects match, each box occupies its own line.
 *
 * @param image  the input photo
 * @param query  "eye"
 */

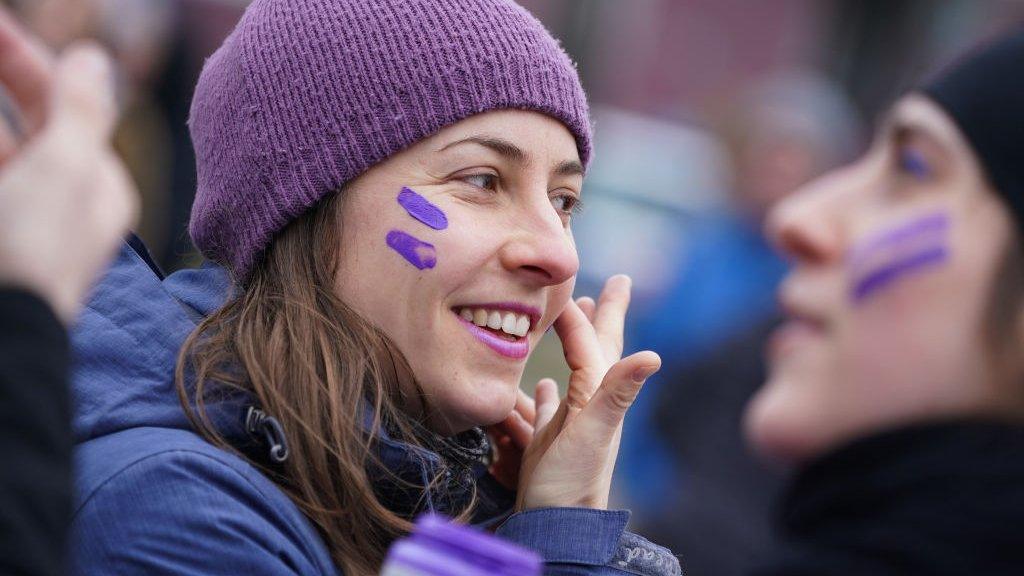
xmin=897 ymin=146 xmax=931 ymax=180
xmin=551 ymin=192 xmax=583 ymax=218
xmin=461 ymin=173 xmax=498 ymax=190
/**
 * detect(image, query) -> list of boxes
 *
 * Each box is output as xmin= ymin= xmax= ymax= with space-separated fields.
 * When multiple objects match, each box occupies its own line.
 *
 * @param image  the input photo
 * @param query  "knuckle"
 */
xmin=605 ymin=386 xmax=637 ymax=413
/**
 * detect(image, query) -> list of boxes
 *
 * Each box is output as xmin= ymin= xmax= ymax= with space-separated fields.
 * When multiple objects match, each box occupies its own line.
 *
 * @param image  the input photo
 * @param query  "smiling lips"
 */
xmin=453 ymin=304 xmax=539 ymax=359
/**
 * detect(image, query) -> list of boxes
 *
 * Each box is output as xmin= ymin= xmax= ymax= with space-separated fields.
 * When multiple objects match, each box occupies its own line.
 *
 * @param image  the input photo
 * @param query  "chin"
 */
xmin=744 ymin=376 xmax=824 ymax=465
xmin=425 ymin=375 xmax=519 ymax=435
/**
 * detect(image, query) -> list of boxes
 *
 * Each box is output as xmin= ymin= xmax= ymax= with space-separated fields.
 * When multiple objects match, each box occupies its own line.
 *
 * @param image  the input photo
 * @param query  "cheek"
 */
xmin=844 ymin=229 xmax=991 ymax=383
xmin=847 ymin=211 xmax=950 ymax=305
xmin=828 ymin=255 xmax=993 ymax=437
xmin=543 ymin=278 xmax=576 ymax=329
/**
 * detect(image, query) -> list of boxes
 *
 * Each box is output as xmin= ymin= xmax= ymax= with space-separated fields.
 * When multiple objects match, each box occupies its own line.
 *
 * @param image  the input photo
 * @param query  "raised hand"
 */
xmin=513 ymin=275 xmax=661 ymax=510
xmin=0 ymin=9 xmax=137 ymax=323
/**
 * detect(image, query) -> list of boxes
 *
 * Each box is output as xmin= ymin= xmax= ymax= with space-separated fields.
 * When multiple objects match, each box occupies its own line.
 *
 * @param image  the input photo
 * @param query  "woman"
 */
xmin=745 ymin=30 xmax=1024 ymax=574
xmin=69 ymin=1 xmax=677 ymax=575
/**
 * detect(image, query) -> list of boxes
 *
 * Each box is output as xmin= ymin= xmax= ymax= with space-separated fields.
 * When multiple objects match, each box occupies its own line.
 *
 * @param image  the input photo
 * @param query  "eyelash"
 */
xmin=459 ymin=173 xmax=583 ymax=219
xmin=461 ymin=173 xmax=498 ymax=190
xmin=552 ymin=192 xmax=583 ymax=218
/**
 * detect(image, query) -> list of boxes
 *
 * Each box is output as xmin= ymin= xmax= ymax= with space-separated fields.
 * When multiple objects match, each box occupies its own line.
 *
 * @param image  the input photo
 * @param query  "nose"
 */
xmin=498 ymin=201 xmax=579 ymax=286
xmin=766 ymin=167 xmax=852 ymax=266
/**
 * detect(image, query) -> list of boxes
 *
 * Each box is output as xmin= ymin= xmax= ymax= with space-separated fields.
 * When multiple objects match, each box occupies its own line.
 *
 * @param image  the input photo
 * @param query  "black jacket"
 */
xmin=755 ymin=420 xmax=1024 ymax=575
xmin=0 ymin=288 xmax=70 ymax=576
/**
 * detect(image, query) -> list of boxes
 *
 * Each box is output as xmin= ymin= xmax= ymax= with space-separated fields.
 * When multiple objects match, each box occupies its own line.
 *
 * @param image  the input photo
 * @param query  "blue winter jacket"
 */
xmin=68 ymin=238 xmax=681 ymax=575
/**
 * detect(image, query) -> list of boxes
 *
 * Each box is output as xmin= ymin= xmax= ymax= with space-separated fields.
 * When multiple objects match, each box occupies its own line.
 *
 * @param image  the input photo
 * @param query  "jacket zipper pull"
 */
xmin=245 ymin=406 xmax=290 ymax=463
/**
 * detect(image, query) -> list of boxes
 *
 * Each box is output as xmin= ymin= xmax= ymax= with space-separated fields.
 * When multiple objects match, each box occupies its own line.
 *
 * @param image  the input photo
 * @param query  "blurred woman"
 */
xmin=67 ymin=1 xmax=676 ymax=575
xmin=747 ymin=29 xmax=1024 ymax=575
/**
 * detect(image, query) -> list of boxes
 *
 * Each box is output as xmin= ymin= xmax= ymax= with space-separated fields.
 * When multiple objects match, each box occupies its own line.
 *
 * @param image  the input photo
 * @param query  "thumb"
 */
xmin=576 ymin=350 xmax=661 ymax=436
xmin=45 ymin=42 xmax=116 ymax=145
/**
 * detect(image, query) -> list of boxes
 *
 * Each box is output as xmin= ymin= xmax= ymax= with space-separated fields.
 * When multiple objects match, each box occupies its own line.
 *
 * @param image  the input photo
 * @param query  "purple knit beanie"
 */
xmin=188 ymin=0 xmax=592 ymax=282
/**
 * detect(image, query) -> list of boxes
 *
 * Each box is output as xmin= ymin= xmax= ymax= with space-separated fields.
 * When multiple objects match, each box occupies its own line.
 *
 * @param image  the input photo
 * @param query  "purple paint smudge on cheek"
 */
xmin=851 ymin=245 xmax=949 ymax=302
xmin=386 ymin=230 xmax=437 ymax=270
xmin=397 ymin=187 xmax=448 ymax=230
xmin=848 ymin=212 xmax=950 ymax=266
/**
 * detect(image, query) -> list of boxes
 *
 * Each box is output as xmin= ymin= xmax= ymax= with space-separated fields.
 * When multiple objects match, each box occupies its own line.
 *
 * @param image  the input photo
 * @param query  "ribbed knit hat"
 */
xmin=188 ymin=0 xmax=592 ymax=282
xmin=921 ymin=29 xmax=1024 ymax=234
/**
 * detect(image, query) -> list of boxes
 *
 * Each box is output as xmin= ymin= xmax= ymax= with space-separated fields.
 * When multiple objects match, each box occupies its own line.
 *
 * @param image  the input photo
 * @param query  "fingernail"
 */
xmin=632 ymin=365 xmax=657 ymax=383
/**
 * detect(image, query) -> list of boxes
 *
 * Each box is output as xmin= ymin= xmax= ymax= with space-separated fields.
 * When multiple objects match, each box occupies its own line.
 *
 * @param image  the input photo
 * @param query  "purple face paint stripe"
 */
xmin=386 ymin=230 xmax=437 ymax=270
xmin=852 ymin=245 xmax=949 ymax=302
xmin=397 ymin=187 xmax=448 ymax=230
xmin=848 ymin=212 xmax=950 ymax=265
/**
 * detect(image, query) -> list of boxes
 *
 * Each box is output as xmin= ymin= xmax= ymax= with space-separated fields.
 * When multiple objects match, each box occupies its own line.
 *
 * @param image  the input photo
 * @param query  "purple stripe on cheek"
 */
xmin=386 ymin=230 xmax=437 ymax=270
xmin=397 ymin=187 xmax=448 ymax=230
xmin=852 ymin=245 xmax=949 ymax=302
xmin=848 ymin=212 xmax=950 ymax=266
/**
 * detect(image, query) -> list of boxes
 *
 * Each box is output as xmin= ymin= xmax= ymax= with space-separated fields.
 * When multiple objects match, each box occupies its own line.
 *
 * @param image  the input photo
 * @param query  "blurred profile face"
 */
xmin=746 ymin=94 xmax=1024 ymax=463
xmin=334 ymin=110 xmax=582 ymax=434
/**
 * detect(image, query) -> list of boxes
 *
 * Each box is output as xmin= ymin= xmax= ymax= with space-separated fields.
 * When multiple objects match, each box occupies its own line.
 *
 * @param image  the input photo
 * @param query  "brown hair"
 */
xmin=175 ymin=192 xmax=475 ymax=575
xmin=985 ymin=225 xmax=1024 ymax=395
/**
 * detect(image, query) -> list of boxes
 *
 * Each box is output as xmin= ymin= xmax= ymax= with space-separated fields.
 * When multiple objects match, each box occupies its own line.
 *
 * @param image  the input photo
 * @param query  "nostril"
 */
xmin=520 ymin=264 xmax=552 ymax=280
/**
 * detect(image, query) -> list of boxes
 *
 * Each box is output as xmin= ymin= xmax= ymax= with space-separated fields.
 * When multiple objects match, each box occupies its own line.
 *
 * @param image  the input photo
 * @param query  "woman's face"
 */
xmin=335 ymin=110 xmax=583 ymax=434
xmin=746 ymin=94 xmax=1024 ymax=463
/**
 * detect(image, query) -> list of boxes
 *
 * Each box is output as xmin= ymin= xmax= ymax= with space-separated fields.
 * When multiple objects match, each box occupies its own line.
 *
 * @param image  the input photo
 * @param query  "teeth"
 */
xmin=458 ymin=307 xmax=533 ymax=337
xmin=514 ymin=315 xmax=530 ymax=337
xmin=501 ymin=312 xmax=517 ymax=334
xmin=473 ymin=308 xmax=488 ymax=327
xmin=487 ymin=311 xmax=503 ymax=330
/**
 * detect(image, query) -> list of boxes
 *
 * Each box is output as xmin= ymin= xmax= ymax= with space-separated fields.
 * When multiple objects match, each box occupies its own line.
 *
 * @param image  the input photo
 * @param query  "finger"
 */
xmin=592 ymin=275 xmax=632 ymax=361
xmin=506 ymin=411 xmax=534 ymax=448
xmin=45 ymin=42 xmax=117 ymax=147
xmin=576 ymin=296 xmax=596 ymax=323
xmin=553 ymin=298 xmax=604 ymax=373
xmin=495 ymin=435 xmax=517 ymax=457
xmin=93 ymin=151 xmax=140 ymax=240
xmin=0 ymin=8 xmax=55 ymax=134
xmin=576 ymin=350 xmax=660 ymax=439
xmin=515 ymin=388 xmax=536 ymax=425
xmin=533 ymin=378 xmax=560 ymax=436
xmin=484 ymin=425 xmax=508 ymax=443
xmin=491 ymin=411 xmax=533 ymax=450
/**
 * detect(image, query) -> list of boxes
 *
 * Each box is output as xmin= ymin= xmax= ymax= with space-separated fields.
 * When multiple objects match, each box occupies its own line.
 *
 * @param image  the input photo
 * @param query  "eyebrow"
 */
xmin=553 ymin=159 xmax=585 ymax=178
xmin=437 ymin=135 xmax=584 ymax=178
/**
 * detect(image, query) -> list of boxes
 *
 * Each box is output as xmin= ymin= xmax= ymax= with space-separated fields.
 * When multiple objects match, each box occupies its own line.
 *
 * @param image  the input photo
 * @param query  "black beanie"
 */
xmin=921 ymin=29 xmax=1024 ymax=232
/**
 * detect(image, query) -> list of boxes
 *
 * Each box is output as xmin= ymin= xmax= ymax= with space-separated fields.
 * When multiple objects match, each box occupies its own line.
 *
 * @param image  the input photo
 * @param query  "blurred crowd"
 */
xmin=3 ymin=1 xmax=1024 ymax=575
xmin=1 ymin=0 xmax=249 ymax=270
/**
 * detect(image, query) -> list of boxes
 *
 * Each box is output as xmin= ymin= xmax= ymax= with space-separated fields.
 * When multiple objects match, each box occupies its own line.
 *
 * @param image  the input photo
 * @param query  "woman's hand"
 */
xmin=513 ymin=275 xmax=661 ymax=510
xmin=486 ymin=389 xmax=536 ymax=490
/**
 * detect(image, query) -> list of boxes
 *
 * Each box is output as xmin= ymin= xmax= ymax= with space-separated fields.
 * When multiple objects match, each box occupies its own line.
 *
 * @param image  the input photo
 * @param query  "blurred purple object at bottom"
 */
xmin=381 ymin=514 xmax=541 ymax=576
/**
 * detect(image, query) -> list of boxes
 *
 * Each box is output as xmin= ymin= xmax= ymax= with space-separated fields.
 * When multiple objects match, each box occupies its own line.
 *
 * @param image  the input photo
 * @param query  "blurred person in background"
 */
xmin=748 ymin=28 xmax=1024 ymax=575
xmin=8 ymin=0 xmax=179 ymax=260
xmin=5 ymin=0 xmax=233 ymax=272
xmin=0 ymin=10 xmax=137 ymax=576
xmin=617 ymin=70 xmax=861 ymax=576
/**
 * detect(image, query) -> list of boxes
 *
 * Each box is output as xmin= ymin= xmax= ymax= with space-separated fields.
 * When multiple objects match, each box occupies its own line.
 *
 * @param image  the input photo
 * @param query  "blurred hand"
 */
xmin=0 ymin=10 xmax=137 ymax=324
xmin=500 ymin=275 xmax=661 ymax=510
